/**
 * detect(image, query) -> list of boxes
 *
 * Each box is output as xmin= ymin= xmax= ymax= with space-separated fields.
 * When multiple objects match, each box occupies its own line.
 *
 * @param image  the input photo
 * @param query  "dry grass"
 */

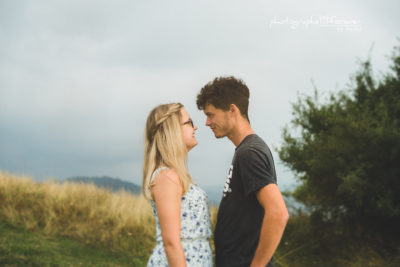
xmin=0 ymin=169 xmax=219 ymax=262
xmin=3 ymin=170 xmax=396 ymax=266
xmin=0 ymin=170 xmax=155 ymax=257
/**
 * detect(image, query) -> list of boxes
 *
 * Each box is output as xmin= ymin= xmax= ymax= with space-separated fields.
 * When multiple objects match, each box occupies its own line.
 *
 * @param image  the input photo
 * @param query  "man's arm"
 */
xmin=250 ymin=183 xmax=289 ymax=267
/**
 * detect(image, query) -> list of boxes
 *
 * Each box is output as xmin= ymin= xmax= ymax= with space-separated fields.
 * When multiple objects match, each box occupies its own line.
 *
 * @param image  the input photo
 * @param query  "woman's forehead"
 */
xmin=180 ymin=107 xmax=190 ymax=118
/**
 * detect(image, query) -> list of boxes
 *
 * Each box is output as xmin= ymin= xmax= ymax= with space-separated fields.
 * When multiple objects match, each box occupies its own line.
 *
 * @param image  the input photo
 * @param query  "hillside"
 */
xmin=2 ymin=170 xmax=398 ymax=266
xmin=66 ymin=176 xmax=141 ymax=195
xmin=0 ymin=170 xmax=219 ymax=266
xmin=66 ymin=176 xmax=224 ymax=204
xmin=0 ymin=170 xmax=156 ymax=266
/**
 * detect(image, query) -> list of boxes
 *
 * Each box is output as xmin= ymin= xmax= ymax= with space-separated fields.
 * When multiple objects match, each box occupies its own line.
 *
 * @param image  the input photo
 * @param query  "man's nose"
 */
xmin=206 ymin=118 xmax=211 ymax=126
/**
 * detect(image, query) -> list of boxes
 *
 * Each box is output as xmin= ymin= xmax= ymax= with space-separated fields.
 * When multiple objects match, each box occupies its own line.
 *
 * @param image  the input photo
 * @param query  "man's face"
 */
xmin=203 ymin=104 xmax=232 ymax=138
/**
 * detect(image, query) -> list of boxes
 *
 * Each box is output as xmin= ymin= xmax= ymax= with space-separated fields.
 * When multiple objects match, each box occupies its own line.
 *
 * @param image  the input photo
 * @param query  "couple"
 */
xmin=142 ymin=76 xmax=289 ymax=267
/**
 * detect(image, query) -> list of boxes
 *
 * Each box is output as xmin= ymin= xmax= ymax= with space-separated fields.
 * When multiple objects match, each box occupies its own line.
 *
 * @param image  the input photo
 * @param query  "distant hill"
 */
xmin=65 ymin=176 xmax=141 ymax=195
xmin=65 ymin=176 xmax=224 ymax=205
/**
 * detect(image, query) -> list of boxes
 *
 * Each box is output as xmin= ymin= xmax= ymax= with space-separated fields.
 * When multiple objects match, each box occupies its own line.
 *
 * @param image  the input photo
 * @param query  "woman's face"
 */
xmin=180 ymin=107 xmax=198 ymax=151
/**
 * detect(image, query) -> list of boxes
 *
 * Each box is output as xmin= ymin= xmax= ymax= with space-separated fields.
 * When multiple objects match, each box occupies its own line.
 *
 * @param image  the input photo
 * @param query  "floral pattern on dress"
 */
xmin=147 ymin=167 xmax=213 ymax=267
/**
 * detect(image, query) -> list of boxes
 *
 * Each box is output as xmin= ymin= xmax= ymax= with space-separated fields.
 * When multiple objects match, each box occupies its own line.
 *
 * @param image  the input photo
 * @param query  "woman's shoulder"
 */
xmin=151 ymin=167 xmax=183 ymax=200
xmin=152 ymin=167 xmax=180 ymax=185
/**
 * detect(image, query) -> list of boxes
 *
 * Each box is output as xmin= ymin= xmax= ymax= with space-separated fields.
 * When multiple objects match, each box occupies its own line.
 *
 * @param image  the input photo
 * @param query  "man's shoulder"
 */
xmin=237 ymin=134 xmax=269 ymax=154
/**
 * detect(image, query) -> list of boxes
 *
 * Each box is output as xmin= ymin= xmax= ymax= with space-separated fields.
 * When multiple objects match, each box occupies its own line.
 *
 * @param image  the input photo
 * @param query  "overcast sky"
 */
xmin=1 ymin=0 xmax=399 ymax=191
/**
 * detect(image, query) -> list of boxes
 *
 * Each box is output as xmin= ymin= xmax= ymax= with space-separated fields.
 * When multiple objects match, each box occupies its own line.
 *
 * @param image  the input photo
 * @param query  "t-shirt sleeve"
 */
xmin=237 ymin=148 xmax=276 ymax=196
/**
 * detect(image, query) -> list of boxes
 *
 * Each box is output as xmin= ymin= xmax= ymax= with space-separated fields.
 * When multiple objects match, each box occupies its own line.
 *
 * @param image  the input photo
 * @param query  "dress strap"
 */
xmin=150 ymin=166 xmax=169 ymax=182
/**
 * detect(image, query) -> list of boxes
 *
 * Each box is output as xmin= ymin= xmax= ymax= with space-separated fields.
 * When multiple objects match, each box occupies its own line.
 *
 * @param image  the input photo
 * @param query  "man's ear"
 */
xmin=229 ymin=104 xmax=240 ymax=117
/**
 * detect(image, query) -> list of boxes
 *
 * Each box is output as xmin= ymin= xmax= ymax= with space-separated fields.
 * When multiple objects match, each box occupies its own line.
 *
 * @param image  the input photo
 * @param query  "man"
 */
xmin=196 ymin=76 xmax=289 ymax=267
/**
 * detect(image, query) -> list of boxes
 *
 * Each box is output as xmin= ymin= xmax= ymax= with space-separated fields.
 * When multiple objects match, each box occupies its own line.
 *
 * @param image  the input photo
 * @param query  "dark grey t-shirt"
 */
xmin=214 ymin=134 xmax=277 ymax=267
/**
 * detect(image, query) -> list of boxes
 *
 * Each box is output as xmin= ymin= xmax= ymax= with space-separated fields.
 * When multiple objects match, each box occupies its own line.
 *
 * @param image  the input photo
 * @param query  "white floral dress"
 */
xmin=147 ymin=167 xmax=213 ymax=267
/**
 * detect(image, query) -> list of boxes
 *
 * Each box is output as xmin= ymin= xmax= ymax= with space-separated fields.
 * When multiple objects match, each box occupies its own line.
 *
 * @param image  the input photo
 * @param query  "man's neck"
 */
xmin=228 ymin=120 xmax=255 ymax=147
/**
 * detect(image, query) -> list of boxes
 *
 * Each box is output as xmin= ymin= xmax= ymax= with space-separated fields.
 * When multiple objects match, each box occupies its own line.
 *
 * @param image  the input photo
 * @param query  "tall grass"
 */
xmin=0 ymin=170 xmax=219 ymax=265
xmin=0 ymin=170 xmax=155 ymax=261
xmin=4 ymin=170 xmax=398 ymax=266
xmin=274 ymin=210 xmax=400 ymax=267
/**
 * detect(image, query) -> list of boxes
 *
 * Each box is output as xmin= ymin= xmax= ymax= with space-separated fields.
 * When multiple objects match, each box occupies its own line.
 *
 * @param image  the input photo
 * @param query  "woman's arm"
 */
xmin=152 ymin=169 xmax=186 ymax=267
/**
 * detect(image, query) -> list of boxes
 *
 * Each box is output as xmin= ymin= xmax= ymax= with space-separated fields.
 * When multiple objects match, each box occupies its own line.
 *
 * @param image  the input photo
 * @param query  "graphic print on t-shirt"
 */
xmin=223 ymin=165 xmax=233 ymax=197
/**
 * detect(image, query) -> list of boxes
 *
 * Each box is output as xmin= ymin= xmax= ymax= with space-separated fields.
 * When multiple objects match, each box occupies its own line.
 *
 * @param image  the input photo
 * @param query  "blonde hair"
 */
xmin=142 ymin=103 xmax=192 ymax=199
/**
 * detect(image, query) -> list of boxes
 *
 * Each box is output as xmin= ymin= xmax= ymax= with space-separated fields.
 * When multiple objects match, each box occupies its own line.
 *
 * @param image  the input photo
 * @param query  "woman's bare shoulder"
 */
xmin=153 ymin=168 xmax=180 ymax=186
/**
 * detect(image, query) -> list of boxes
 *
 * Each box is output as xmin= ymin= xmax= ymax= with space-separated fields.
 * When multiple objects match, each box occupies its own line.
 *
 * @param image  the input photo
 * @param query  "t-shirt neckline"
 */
xmin=235 ymin=134 xmax=256 ymax=150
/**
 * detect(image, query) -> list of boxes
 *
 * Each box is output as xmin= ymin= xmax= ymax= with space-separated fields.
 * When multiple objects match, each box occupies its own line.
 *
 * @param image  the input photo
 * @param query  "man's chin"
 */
xmin=212 ymin=129 xmax=225 ymax=138
xmin=213 ymin=132 xmax=225 ymax=139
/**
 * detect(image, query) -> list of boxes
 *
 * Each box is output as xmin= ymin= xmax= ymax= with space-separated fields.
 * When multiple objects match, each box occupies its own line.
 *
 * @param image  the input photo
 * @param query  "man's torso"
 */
xmin=214 ymin=134 xmax=276 ymax=267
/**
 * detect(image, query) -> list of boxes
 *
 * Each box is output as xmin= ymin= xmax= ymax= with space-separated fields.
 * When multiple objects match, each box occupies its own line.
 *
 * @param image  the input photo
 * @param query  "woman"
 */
xmin=142 ymin=103 xmax=213 ymax=267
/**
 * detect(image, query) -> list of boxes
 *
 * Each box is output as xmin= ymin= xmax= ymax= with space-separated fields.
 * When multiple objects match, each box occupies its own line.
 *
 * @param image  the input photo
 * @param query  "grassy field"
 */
xmin=0 ymin=170 xmax=218 ymax=266
xmin=1 ymin=170 xmax=398 ymax=266
xmin=0 ymin=170 xmax=157 ymax=266
xmin=0 ymin=221 xmax=139 ymax=266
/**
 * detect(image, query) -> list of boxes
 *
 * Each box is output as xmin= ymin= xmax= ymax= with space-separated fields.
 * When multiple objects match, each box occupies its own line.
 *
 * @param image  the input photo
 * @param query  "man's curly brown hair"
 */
xmin=196 ymin=76 xmax=250 ymax=121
